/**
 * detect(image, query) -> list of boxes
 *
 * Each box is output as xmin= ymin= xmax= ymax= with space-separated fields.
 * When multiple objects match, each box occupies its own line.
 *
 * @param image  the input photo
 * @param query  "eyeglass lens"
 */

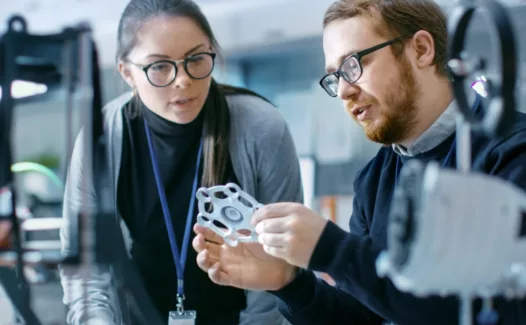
xmin=146 ymin=53 xmax=215 ymax=86
xmin=322 ymin=56 xmax=362 ymax=96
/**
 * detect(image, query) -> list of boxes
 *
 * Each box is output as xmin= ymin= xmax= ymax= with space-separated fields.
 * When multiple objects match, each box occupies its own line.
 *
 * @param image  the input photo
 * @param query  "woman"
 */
xmin=59 ymin=0 xmax=303 ymax=324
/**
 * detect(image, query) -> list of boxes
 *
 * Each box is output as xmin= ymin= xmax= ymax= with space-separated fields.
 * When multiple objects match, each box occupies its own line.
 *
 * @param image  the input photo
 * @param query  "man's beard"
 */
xmin=362 ymin=55 xmax=419 ymax=145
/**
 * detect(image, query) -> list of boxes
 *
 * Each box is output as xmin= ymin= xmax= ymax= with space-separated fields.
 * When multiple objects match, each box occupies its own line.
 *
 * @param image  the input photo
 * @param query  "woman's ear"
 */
xmin=118 ymin=61 xmax=135 ymax=89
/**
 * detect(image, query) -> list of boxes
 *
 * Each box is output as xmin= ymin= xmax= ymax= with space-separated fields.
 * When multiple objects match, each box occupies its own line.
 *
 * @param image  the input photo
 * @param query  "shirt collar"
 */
xmin=392 ymin=100 xmax=458 ymax=156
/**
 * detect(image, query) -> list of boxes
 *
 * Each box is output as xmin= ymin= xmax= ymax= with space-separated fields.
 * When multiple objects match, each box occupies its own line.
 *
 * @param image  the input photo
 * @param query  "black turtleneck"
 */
xmin=117 ymin=102 xmax=246 ymax=325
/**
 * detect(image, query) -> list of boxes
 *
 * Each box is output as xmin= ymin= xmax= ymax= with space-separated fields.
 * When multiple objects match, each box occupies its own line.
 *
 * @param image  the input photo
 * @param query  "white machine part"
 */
xmin=196 ymin=183 xmax=262 ymax=247
xmin=376 ymin=160 xmax=526 ymax=299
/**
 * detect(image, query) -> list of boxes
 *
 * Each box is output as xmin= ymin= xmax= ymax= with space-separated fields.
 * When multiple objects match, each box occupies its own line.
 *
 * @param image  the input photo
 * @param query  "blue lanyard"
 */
xmin=143 ymin=119 xmax=203 ymax=297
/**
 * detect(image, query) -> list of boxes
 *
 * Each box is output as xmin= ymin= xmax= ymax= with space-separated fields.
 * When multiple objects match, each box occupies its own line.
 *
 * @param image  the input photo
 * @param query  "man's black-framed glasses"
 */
xmin=319 ymin=37 xmax=407 ymax=97
xmin=131 ymin=52 xmax=216 ymax=87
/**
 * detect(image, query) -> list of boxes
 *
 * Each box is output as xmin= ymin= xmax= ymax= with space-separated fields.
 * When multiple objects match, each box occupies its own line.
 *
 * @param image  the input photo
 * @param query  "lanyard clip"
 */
xmin=176 ymin=293 xmax=185 ymax=314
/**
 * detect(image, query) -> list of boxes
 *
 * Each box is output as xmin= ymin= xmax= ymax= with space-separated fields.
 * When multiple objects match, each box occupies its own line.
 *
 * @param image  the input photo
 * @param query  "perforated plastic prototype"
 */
xmin=196 ymin=183 xmax=262 ymax=247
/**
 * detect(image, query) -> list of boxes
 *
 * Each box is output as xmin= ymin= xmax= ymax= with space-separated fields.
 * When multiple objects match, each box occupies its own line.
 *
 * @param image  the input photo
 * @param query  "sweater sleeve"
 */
xmin=269 ymin=197 xmax=385 ymax=325
xmin=305 ymin=129 xmax=526 ymax=325
xmin=272 ymin=268 xmax=384 ymax=325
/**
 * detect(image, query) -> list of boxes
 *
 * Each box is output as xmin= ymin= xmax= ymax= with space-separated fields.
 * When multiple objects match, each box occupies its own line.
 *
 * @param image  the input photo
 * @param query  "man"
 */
xmin=193 ymin=0 xmax=526 ymax=324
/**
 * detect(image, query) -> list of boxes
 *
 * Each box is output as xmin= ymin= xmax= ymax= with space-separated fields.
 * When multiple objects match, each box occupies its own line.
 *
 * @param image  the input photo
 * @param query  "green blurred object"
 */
xmin=26 ymin=152 xmax=61 ymax=170
xmin=11 ymin=162 xmax=63 ymax=190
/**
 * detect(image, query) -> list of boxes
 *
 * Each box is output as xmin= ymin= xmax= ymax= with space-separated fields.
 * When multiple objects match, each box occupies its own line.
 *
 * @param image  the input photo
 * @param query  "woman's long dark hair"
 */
xmin=203 ymin=81 xmax=270 ymax=187
xmin=116 ymin=0 xmax=270 ymax=187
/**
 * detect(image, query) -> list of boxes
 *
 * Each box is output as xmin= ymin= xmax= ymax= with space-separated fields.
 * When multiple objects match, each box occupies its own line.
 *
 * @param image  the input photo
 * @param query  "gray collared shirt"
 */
xmin=392 ymin=100 xmax=458 ymax=156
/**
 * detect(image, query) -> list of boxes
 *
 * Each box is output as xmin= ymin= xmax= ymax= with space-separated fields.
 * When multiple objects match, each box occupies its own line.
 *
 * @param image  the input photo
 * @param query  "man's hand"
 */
xmin=252 ymin=203 xmax=328 ymax=268
xmin=193 ymin=223 xmax=297 ymax=291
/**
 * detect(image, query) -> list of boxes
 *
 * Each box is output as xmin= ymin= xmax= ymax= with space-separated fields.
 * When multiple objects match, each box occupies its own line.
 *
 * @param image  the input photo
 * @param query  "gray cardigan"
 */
xmin=59 ymin=92 xmax=303 ymax=325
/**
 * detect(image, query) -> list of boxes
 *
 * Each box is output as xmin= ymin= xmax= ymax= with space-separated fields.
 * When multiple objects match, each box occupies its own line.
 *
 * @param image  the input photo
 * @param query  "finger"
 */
xmin=252 ymin=202 xmax=299 ymax=226
xmin=208 ymin=262 xmax=231 ymax=286
xmin=196 ymin=250 xmax=218 ymax=272
xmin=205 ymin=241 xmax=221 ymax=259
xmin=193 ymin=234 xmax=222 ymax=258
xmin=193 ymin=223 xmax=224 ymax=244
xmin=255 ymin=217 xmax=290 ymax=235
xmin=258 ymin=233 xmax=287 ymax=247
xmin=192 ymin=234 xmax=207 ymax=253
xmin=262 ymin=245 xmax=288 ymax=260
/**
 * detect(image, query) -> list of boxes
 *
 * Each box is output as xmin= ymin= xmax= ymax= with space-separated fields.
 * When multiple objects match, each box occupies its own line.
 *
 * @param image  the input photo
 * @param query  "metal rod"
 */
xmin=1 ymin=27 xmax=32 ymax=311
xmin=22 ymin=241 xmax=62 ymax=250
xmin=63 ymin=39 xmax=74 ymax=186
xmin=21 ymin=218 xmax=63 ymax=231
xmin=0 ymin=251 xmax=63 ymax=265
xmin=77 ymin=25 xmax=96 ymax=322
xmin=456 ymin=114 xmax=472 ymax=173
xmin=460 ymin=295 xmax=473 ymax=325
xmin=77 ymin=27 xmax=95 ymax=268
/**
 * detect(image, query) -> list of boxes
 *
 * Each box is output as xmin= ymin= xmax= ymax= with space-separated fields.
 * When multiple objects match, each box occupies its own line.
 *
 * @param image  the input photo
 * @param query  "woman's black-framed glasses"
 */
xmin=131 ymin=52 xmax=216 ymax=87
xmin=319 ymin=37 xmax=408 ymax=97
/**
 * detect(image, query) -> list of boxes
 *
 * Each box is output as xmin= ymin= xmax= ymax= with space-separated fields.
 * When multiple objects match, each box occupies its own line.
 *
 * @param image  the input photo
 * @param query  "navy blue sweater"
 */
xmin=274 ymin=109 xmax=526 ymax=325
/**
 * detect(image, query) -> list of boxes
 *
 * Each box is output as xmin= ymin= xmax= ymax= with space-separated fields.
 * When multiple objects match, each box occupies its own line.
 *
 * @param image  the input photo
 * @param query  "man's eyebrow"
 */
xmin=325 ymin=50 xmax=358 ymax=73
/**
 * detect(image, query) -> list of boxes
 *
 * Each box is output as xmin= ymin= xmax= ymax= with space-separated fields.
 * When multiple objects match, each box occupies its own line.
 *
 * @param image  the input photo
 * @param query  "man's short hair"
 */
xmin=323 ymin=0 xmax=448 ymax=76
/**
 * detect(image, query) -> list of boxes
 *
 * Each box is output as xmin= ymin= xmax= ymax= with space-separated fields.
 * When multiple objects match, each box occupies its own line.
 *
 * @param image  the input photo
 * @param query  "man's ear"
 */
xmin=118 ymin=61 xmax=135 ymax=89
xmin=409 ymin=30 xmax=435 ymax=70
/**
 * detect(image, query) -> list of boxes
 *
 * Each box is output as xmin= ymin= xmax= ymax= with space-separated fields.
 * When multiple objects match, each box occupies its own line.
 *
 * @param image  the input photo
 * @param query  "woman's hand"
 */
xmin=192 ymin=223 xmax=297 ymax=291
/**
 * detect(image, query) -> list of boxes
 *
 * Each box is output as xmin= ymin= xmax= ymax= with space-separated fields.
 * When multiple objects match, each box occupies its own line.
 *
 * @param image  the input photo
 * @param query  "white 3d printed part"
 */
xmin=196 ymin=183 xmax=262 ymax=247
